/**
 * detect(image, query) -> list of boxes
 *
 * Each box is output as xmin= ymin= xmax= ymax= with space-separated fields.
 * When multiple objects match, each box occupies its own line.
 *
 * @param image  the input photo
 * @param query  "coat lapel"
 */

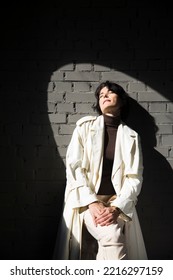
xmin=90 ymin=115 xmax=104 ymax=190
xmin=112 ymin=123 xmax=136 ymax=179
xmin=111 ymin=124 xmax=122 ymax=178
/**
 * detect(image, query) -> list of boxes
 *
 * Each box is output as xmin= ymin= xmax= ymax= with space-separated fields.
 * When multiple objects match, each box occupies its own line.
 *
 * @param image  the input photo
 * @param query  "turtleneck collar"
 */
xmin=103 ymin=113 xmax=121 ymax=128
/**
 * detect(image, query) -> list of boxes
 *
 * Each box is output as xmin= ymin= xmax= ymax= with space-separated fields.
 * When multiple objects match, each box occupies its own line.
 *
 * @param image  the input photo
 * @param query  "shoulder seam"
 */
xmin=76 ymin=115 xmax=97 ymax=126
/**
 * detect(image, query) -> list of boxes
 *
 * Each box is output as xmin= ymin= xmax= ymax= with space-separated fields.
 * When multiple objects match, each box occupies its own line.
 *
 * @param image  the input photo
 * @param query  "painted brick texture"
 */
xmin=0 ymin=1 xmax=173 ymax=260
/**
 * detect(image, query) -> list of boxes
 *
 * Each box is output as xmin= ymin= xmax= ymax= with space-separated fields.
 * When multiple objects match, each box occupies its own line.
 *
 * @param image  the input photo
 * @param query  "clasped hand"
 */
xmin=88 ymin=201 xmax=119 ymax=226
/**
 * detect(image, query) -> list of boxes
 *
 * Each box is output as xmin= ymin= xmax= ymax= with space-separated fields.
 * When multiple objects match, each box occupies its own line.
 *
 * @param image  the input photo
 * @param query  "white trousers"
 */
xmin=83 ymin=208 xmax=127 ymax=260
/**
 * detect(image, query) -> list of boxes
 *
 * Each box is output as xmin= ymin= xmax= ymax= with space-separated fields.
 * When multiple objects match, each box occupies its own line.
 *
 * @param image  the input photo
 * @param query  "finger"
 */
xmin=95 ymin=214 xmax=112 ymax=225
xmin=98 ymin=219 xmax=113 ymax=226
xmin=95 ymin=211 xmax=112 ymax=221
xmin=91 ymin=214 xmax=98 ymax=226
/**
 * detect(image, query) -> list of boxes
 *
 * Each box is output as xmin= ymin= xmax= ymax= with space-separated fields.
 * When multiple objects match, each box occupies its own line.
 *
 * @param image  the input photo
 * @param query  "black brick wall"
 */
xmin=0 ymin=1 xmax=173 ymax=259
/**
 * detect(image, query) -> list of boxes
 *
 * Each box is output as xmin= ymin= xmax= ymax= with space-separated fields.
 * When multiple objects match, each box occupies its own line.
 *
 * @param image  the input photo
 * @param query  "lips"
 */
xmin=103 ymin=99 xmax=111 ymax=104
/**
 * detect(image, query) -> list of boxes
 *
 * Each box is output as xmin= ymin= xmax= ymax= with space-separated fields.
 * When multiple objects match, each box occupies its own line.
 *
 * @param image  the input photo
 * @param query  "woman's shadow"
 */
xmin=126 ymin=97 xmax=173 ymax=259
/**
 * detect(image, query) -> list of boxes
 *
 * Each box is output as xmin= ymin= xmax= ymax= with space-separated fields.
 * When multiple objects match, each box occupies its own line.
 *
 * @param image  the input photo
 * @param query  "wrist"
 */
xmin=111 ymin=206 xmax=121 ymax=214
xmin=88 ymin=201 xmax=98 ymax=208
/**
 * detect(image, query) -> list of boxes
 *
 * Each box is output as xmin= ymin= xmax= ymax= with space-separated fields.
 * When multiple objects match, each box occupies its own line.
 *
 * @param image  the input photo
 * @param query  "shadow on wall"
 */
xmin=126 ymin=98 xmax=173 ymax=259
xmin=0 ymin=2 xmax=173 ymax=259
xmin=0 ymin=5 xmax=67 ymax=259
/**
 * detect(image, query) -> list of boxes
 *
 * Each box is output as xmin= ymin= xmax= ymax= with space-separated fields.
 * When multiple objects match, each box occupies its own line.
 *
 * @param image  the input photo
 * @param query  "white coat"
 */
xmin=53 ymin=115 xmax=148 ymax=260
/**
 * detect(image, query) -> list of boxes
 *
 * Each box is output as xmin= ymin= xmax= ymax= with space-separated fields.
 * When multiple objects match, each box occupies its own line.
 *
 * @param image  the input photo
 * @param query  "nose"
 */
xmin=103 ymin=92 xmax=109 ymax=98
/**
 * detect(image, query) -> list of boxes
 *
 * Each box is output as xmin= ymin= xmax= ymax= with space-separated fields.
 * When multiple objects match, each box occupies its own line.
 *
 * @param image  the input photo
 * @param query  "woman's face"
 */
xmin=99 ymin=86 xmax=121 ymax=115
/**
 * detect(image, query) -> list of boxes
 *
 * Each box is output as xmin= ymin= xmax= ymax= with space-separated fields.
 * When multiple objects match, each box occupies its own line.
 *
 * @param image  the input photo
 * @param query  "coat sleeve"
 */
xmin=111 ymin=134 xmax=143 ymax=221
xmin=64 ymin=125 xmax=98 ymax=209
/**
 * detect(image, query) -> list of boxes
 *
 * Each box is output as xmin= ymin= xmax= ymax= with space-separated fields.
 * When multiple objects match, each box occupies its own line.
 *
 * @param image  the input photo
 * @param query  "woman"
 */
xmin=53 ymin=81 xmax=148 ymax=260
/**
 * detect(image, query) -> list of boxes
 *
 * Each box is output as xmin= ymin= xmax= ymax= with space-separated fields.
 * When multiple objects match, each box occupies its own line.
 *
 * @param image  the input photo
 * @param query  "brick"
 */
xmin=37 ymin=146 xmax=57 ymax=158
xmin=0 ymin=182 xmax=25 ymax=192
xmin=152 ymin=113 xmax=173 ymax=124
xmin=76 ymin=63 xmax=92 ymax=71
xmin=135 ymin=49 xmax=165 ymax=59
xmin=0 ymin=204 xmax=26 ymax=219
xmin=24 ymin=157 xmax=61 ymax=168
xmin=127 ymin=92 xmax=138 ymax=100
xmin=66 ymin=92 xmax=96 ymax=103
xmin=92 ymin=40 xmax=109 ymax=50
xmin=34 ymin=50 xmax=62 ymax=60
xmin=0 ymin=147 xmax=15 ymax=157
xmin=48 ymin=113 xmax=66 ymax=124
xmin=166 ymin=60 xmax=173 ymax=70
xmin=167 ymin=159 xmax=173 ymax=168
xmin=102 ymin=71 xmax=136 ymax=82
xmin=157 ymin=125 xmax=172 ymax=134
xmin=94 ymin=64 xmax=111 ymax=71
xmin=27 ymin=181 xmax=65 ymax=192
xmin=99 ymin=50 xmax=133 ymax=60
xmin=54 ymin=82 xmax=72 ymax=92
xmin=50 ymin=71 xmax=64 ymax=81
xmin=0 ymin=193 xmax=16 ymax=205
xmin=162 ymin=135 xmax=173 ymax=146
xmin=38 ymin=81 xmax=54 ymax=92
xmin=170 ymin=149 xmax=173 ymax=157
xmin=58 ymin=147 xmax=67 ymax=158
xmin=1 ymin=111 xmax=28 ymax=124
xmin=131 ymin=60 xmax=148 ymax=70
xmin=149 ymin=59 xmax=165 ymax=70
xmin=73 ymin=82 xmax=90 ymax=92
xmin=155 ymin=147 xmax=169 ymax=157
xmin=149 ymin=103 xmax=167 ymax=112
xmin=61 ymin=50 xmax=97 ymax=61
xmin=167 ymin=103 xmax=173 ymax=112
xmin=138 ymin=102 xmax=148 ymax=110
xmin=67 ymin=114 xmax=87 ymax=124
xmin=15 ymin=191 xmax=36 ymax=204
xmin=5 ymin=124 xmax=22 ymax=135
xmin=138 ymin=92 xmax=168 ymax=102
xmin=35 ymin=168 xmax=65 ymax=181
xmin=18 ymin=147 xmax=36 ymax=159
xmin=36 ymin=192 xmax=58 ymax=204
xmin=12 ymin=135 xmax=48 ymax=146
xmin=49 ymin=124 xmax=60 ymax=135
xmin=59 ymin=124 xmax=75 ymax=135
xmin=112 ymin=60 xmax=131 ymax=70
xmin=0 ymin=135 xmax=11 ymax=146
xmin=56 ymin=103 xmax=74 ymax=113
xmin=65 ymin=71 xmax=100 ymax=81
xmin=30 ymin=113 xmax=53 ymax=124
xmin=76 ymin=103 xmax=95 ymax=114
xmin=0 ymin=124 xmax=3 ymax=134
xmin=16 ymin=169 xmax=35 ymax=181
xmin=23 ymin=125 xmax=41 ymax=136
xmin=40 ymin=124 xmax=59 ymax=136
xmin=0 ymin=70 xmax=27 ymax=81
xmin=37 ymin=61 xmax=57 ymax=71
xmin=52 ymin=135 xmax=71 ymax=147
xmin=1 ymin=156 xmax=23 ymax=169
xmin=58 ymin=64 xmax=74 ymax=71
xmin=47 ymin=92 xmax=64 ymax=102
xmin=39 ymin=102 xmax=56 ymax=113
xmin=129 ymin=82 xmax=146 ymax=92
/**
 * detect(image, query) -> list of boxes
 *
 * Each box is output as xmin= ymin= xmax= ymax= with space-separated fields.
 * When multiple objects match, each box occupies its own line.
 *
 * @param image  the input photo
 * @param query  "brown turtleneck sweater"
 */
xmin=97 ymin=114 xmax=120 ymax=195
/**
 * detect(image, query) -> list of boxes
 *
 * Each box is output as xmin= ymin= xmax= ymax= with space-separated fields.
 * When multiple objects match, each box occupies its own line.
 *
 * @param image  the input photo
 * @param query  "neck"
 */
xmin=104 ymin=109 xmax=121 ymax=118
xmin=103 ymin=113 xmax=121 ymax=128
xmin=105 ymin=113 xmax=114 ymax=117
